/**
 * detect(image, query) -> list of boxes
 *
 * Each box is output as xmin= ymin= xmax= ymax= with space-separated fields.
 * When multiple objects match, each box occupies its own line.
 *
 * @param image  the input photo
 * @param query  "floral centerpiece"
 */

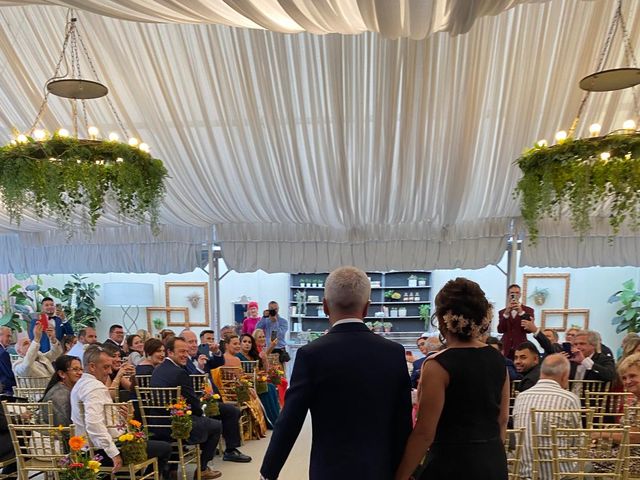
xmin=116 ymin=419 xmax=148 ymax=465
xmin=167 ymin=396 xmax=192 ymax=440
xmin=201 ymin=383 xmax=221 ymax=417
xmin=268 ymin=367 xmax=285 ymax=386
xmin=236 ymin=375 xmax=253 ymax=403
xmin=59 ymin=435 xmax=102 ymax=480
xmin=255 ymin=372 xmax=269 ymax=394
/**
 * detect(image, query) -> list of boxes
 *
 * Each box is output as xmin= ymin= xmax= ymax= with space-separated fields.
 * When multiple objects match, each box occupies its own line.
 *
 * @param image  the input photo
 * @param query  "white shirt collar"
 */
xmin=331 ymin=318 xmax=365 ymax=327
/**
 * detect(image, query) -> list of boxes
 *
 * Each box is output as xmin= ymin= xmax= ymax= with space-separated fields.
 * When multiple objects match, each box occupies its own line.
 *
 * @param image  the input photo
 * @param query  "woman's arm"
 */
xmin=499 ymin=369 xmax=510 ymax=443
xmin=394 ymin=359 xmax=448 ymax=480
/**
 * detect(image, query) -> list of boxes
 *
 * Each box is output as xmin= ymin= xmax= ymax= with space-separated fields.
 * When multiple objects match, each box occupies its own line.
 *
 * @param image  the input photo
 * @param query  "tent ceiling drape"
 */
xmin=0 ymin=0 xmax=638 ymax=273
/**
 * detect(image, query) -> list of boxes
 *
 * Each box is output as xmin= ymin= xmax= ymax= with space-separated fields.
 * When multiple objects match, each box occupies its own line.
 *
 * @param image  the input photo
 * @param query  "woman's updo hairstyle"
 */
xmin=434 ymin=277 xmax=492 ymax=340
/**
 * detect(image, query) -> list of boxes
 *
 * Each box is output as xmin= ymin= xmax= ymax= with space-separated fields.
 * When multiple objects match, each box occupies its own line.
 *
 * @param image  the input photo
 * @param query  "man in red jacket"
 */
xmin=497 ymin=284 xmax=535 ymax=360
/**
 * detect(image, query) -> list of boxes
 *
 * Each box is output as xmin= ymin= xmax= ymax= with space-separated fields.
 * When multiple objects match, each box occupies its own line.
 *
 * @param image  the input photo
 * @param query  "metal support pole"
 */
xmin=208 ymin=246 xmax=218 ymax=333
xmin=507 ymin=232 xmax=519 ymax=287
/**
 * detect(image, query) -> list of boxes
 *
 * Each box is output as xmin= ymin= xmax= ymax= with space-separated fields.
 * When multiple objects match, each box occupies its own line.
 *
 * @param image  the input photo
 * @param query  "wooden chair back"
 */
xmin=218 ymin=367 xmax=242 ymax=403
xmin=135 ymin=375 xmax=152 ymax=388
xmin=550 ymin=426 xmax=629 ymax=479
xmin=189 ymin=374 xmax=207 ymax=394
xmin=15 ymin=377 xmax=49 ymax=390
xmin=505 ymin=428 xmax=524 ymax=480
xmin=585 ymin=390 xmax=634 ymax=427
xmin=8 ymin=423 xmax=75 ymax=478
xmin=1 ymin=400 xmax=54 ymax=426
xmin=529 ymin=407 xmax=593 ymax=480
xmin=568 ymin=380 xmax=610 ymax=399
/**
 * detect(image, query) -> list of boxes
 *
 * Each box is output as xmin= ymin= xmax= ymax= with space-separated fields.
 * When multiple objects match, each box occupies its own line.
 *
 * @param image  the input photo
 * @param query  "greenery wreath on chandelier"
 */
xmin=0 ymin=133 xmax=167 ymax=234
xmin=515 ymin=132 xmax=640 ymax=243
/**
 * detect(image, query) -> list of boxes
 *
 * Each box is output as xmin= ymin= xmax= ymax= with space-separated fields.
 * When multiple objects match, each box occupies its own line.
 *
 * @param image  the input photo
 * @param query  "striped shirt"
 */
xmin=513 ymin=379 xmax=581 ymax=480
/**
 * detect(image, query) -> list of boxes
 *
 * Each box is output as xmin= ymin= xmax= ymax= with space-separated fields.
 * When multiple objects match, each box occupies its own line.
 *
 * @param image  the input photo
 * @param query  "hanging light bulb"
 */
xmin=600 ymin=152 xmax=611 ymax=160
xmin=57 ymin=128 xmax=69 ymax=138
xmin=589 ymin=123 xmax=602 ymax=137
xmin=33 ymin=129 xmax=46 ymax=141
xmin=623 ymin=119 xmax=637 ymax=132
xmin=536 ymin=139 xmax=548 ymax=148
xmin=128 ymin=137 xmax=139 ymax=147
xmin=139 ymin=143 xmax=150 ymax=153
xmin=116 ymin=157 xmax=124 ymax=163
xmin=108 ymin=132 xmax=120 ymax=142
xmin=555 ymin=130 xmax=568 ymax=143
xmin=87 ymin=126 xmax=99 ymax=139
xmin=16 ymin=134 xmax=28 ymax=143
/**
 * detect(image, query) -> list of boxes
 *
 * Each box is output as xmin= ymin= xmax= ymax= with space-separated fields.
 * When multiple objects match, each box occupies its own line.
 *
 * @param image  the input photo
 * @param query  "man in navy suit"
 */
xmin=260 ymin=266 xmax=412 ymax=480
xmin=28 ymin=297 xmax=74 ymax=353
xmin=150 ymin=336 xmax=224 ymax=479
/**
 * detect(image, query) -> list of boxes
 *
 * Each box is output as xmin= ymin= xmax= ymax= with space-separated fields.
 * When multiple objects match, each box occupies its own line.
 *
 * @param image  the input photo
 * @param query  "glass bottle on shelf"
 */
xmin=402 ymin=292 xmax=409 ymax=302
xmin=414 ymin=291 xmax=420 ymax=302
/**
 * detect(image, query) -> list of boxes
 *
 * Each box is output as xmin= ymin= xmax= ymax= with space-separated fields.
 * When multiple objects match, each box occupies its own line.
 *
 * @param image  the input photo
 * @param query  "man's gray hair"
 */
xmin=83 ymin=344 xmax=106 ymax=366
xmin=540 ymin=353 xmax=570 ymax=378
xmin=324 ymin=266 xmax=371 ymax=313
xmin=576 ymin=330 xmax=600 ymax=349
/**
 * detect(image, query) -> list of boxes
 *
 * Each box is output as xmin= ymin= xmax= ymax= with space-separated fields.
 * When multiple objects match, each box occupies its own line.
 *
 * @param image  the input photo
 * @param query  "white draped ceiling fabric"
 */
xmin=0 ymin=0 xmax=638 ymax=273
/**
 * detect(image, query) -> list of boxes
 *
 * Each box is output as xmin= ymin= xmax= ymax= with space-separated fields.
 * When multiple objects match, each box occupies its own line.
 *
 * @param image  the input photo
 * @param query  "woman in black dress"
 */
xmin=395 ymin=277 xmax=509 ymax=480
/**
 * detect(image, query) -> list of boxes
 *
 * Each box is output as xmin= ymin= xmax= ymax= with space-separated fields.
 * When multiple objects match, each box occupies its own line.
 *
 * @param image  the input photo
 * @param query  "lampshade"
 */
xmin=103 ymin=282 xmax=154 ymax=306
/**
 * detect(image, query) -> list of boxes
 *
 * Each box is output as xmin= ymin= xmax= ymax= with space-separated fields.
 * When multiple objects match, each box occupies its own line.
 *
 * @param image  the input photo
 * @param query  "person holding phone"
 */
xmin=28 ymin=297 xmax=74 ymax=353
xmin=497 ymin=284 xmax=535 ymax=360
xmin=255 ymin=301 xmax=290 ymax=364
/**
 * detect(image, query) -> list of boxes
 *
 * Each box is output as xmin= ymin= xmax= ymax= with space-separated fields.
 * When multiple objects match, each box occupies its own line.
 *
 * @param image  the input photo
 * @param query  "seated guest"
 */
xmin=66 ymin=327 xmax=98 ymax=365
xmin=410 ymin=335 xmax=442 ymax=388
xmin=218 ymin=324 xmax=237 ymax=354
xmin=241 ymin=301 xmax=261 ymax=336
xmin=150 ymin=336 xmax=224 ymax=479
xmin=13 ymin=323 xmax=62 ymax=377
xmin=486 ymin=336 xmax=519 ymax=381
xmin=126 ymin=334 xmax=144 ymax=366
xmin=253 ymin=327 xmax=287 ymax=406
xmin=136 ymin=338 xmax=165 ymax=376
xmin=179 ymin=330 xmax=251 ymax=463
xmin=237 ymin=333 xmax=280 ymax=427
xmin=513 ymin=354 xmax=581 ymax=480
xmin=514 ymin=341 xmax=541 ymax=392
xmin=540 ymin=328 xmax=563 ymax=354
xmin=0 ymin=327 xmax=15 ymax=395
xmin=197 ymin=329 xmax=219 ymax=358
xmin=101 ymin=343 xmax=134 ymax=400
xmin=71 ymin=345 xmax=172 ymax=478
xmin=158 ymin=329 xmax=175 ymax=342
xmin=570 ymin=330 xmax=616 ymax=384
xmin=62 ymin=335 xmax=77 ymax=354
xmin=180 ymin=329 xmax=224 ymax=374
xmin=42 ymin=355 xmax=84 ymax=426
xmin=28 ymin=297 xmax=73 ymax=353
xmin=104 ymin=325 xmax=127 ymax=358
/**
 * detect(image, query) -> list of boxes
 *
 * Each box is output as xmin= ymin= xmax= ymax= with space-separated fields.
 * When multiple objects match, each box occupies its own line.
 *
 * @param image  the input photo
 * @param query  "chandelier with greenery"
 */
xmin=515 ymin=0 xmax=640 ymax=243
xmin=0 ymin=12 xmax=167 ymax=235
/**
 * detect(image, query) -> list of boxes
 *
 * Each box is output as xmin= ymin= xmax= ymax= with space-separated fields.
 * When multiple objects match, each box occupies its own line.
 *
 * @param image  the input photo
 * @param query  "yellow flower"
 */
xmin=57 ymin=424 xmax=64 ymax=431
xmin=88 ymin=460 xmax=101 ymax=473
xmin=118 ymin=434 xmax=128 ymax=442
xmin=212 ymin=394 xmax=220 ymax=400
xmin=186 ymin=410 xmax=192 ymax=415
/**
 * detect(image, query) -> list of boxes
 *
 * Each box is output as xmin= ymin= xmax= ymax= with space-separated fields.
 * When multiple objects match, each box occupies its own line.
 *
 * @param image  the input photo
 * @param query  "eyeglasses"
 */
xmin=68 ymin=367 xmax=83 ymax=372
xmin=417 ymin=342 xmax=426 ymax=347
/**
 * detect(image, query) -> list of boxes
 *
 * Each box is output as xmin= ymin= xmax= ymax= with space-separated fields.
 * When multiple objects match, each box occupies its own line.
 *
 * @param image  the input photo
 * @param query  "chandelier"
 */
xmin=515 ymin=0 xmax=640 ymax=243
xmin=0 ymin=11 xmax=167 ymax=236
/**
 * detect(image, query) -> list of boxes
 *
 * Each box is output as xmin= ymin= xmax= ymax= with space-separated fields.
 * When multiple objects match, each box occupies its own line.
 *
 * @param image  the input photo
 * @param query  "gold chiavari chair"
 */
xmin=509 ymin=380 xmax=521 ymax=421
xmin=8 ymin=424 xmax=75 ymax=480
xmin=189 ymin=374 xmax=207 ymax=394
xmin=77 ymin=401 xmax=159 ymax=480
xmin=585 ymin=390 xmax=635 ymax=427
xmin=0 ymin=458 xmax=16 ymax=480
xmin=529 ymin=408 xmax=593 ymax=480
xmin=569 ymin=380 xmax=610 ymax=400
xmin=15 ymin=376 xmax=49 ymax=390
xmin=14 ymin=377 xmax=49 ymax=402
xmin=550 ymin=426 xmax=629 ymax=479
xmin=136 ymin=375 xmax=152 ymax=388
xmin=136 ymin=386 xmax=200 ymax=480
xmin=240 ymin=360 xmax=259 ymax=385
xmin=12 ymin=387 xmax=46 ymax=403
xmin=216 ymin=367 xmax=252 ymax=442
xmin=1 ymin=400 xmax=54 ymax=426
xmin=505 ymin=428 xmax=525 ymax=480
xmin=623 ymin=405 xmax=640 ymax=479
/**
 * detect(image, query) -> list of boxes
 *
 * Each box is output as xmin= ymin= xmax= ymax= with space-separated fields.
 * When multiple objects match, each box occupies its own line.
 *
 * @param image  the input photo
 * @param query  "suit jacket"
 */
xmin=260 ymin=322 xmax=412 ymax=480
xmin=533 ymin=330 xmax=563 ymax=356
xmin=151 ymin=359 xmax=203 ymax=416
xmin=184 ymin=355 xmax=224 ymax=395
xmin=569 ymin=352 xmax=616 ymax=383
xmin=497 ymin=305 xmax=535 ymax=358
xmin=517 ymin=363 xmax=541 ymax=392
xmin=29 ymin=316 xmax=73 ymax=353
xmin=104 ymin=338 xmax=127 ymax=358
xmin=0 ymin=346 xmax=15 ymax=395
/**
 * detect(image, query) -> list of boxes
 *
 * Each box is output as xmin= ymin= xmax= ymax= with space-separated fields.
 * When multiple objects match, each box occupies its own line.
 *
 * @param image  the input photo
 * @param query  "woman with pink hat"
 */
xmin=242 ymin=301 xmax=261 ymax=335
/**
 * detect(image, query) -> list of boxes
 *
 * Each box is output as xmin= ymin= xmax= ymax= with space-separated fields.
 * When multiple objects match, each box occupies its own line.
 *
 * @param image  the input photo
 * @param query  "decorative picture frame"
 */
xmin=146 ymin=306 xmax=190 ymax=332
xmin=164 ymin=282 xmax=209 ymax=327
xmin=541 ymin=309 xmax=590 ymax=331
xmin=522 ymin=273 xmax=570 ymax=323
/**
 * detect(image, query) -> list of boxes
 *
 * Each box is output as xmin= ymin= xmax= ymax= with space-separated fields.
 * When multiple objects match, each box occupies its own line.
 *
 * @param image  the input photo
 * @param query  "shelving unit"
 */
xmin=289 ymin=271 xmax=431 ymax=332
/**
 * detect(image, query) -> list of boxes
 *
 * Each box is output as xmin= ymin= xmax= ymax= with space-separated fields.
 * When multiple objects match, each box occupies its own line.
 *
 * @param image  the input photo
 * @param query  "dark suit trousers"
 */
xmin=214 ymin=402 xmax=241 ymax=451
xmin=189 ymin=415 xmax=222 ymax=469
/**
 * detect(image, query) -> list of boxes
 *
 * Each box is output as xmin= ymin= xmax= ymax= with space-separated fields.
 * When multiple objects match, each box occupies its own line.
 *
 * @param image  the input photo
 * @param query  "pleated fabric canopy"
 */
xmin=0 ymin=0 xmax=637 ymax=273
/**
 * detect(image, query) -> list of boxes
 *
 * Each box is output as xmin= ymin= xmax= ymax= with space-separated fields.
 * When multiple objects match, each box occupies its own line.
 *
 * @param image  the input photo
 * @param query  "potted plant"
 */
xmin=383 ymin=321 xmax=393 ymax=333
xmin=609 ymin=279 xmax=640 ymax=333
xmin=373 ymin=320 xmax=384 ymax=332
xmin=300 ymin=278 xmax=306 ymax=287
xmin=419 ymin=304 xmax=431 ymax=330
xmin=385 ymin=290 xmax=402 ymax=301
xmin=528 ymin=287 xmax=550 ymax=306
xmin=153 ymin=317 xmax=165 ymax=331
xmin=365 ymin=321 xmax=374 ymax=331
xmin=408 ymin=275 xmax=418 ymax=287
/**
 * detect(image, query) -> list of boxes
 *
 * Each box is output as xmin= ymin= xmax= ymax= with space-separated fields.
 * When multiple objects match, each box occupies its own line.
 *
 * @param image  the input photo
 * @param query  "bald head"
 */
xmin=323 ymin=266 xmax=371 ymax=323
xmin=540 ymin=353 xmax=570 ymax=387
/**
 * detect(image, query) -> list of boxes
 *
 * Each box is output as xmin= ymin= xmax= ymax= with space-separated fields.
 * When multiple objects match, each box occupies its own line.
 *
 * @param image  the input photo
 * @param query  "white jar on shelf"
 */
xmin=398 ymin=307 xmax=407 ymax=317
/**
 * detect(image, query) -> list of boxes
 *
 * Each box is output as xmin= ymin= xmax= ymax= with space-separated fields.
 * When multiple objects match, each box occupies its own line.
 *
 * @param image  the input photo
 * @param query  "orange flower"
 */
xmin=68 ymin=436 xmax=85 ymax=451
xmin=129 ymin=419 xmax=142 ymax=429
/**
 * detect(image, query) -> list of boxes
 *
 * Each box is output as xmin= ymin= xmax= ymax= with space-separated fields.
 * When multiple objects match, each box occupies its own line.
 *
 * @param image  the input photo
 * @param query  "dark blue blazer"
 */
xmin=28 ymin=316 xmax=73 ymax=353
xmin=260 ymin=321 xmax=412 ymax=480
xmin=0 ymin=346 xmax=15 ymax=395
xmin=184 ymin=355 xmax=224 ymax=395
xmin=151 ymin=359 xmax=203 ymax=417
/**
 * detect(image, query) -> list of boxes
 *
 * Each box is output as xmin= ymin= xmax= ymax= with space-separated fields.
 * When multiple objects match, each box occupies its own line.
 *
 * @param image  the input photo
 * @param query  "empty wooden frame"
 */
xmin=146 ymin=306 xmax=190 ymax=332
xmin=165 ymin=282 xmax=209 ymax=327
xmin=541 ymin=309 xmax=590 ymax=332
xmin=522 ymin=273 xmax=570 ymax=310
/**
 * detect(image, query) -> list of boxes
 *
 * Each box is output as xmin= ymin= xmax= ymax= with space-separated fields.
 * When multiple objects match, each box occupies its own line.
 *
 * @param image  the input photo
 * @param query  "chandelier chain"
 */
xmin=617 ymin=1 xmax=640 ymax=120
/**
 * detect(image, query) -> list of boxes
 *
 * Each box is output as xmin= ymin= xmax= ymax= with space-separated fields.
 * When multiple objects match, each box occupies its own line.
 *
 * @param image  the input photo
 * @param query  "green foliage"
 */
xmin=0 ymin=275 xmax=59 ymax=331
xmin=419 ymin=303 xmax=431 ymax=329
xmin=608 ymin=279 xmax=640 ymax=334
xmin=514 ymin=134 xmax=640 ymax=242
xmin=0 ymin=135 xmax=168 ymax=235
xmin=49 ymin=274 xmax=101 ymax=330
